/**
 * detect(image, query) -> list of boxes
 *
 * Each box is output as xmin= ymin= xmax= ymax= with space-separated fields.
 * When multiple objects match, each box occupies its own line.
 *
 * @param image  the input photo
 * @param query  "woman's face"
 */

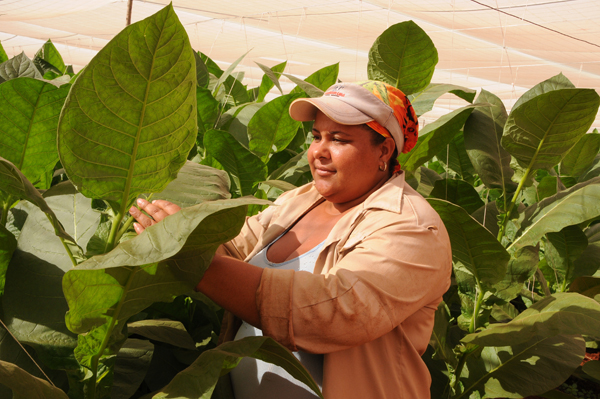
xmin=308 ymin=111 xmax=394 ymax=209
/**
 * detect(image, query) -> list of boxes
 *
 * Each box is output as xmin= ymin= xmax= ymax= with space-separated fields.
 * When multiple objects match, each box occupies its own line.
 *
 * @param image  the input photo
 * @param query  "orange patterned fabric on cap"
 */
xmin=356 ymin=81 xmax=419 ymax=154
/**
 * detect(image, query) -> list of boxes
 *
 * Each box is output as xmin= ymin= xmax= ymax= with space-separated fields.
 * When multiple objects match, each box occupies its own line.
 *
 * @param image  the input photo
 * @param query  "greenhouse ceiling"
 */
xmin=1 ymin=0 xmax=599 ymax=129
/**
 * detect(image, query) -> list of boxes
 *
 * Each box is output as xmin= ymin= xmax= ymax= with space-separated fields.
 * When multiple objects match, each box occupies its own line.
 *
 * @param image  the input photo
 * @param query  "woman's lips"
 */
xmin=315 ymin=166 xmax=335 ymax=176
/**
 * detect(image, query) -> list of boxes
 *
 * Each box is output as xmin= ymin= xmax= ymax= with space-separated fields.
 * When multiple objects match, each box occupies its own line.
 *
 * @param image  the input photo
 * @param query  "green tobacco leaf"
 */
xmin=267 ymin=150 xmax=311 ymax=186
xmin=512 ymin=73 xmax=575 ymax=112
xmin=462 ymin=292 xmax=600 ymax=346
xmin=409 ymin=83 xmax=476 ymax=116
xmin=58 ymin=4 xmax=196 ymax=213
xmin=545 ymin=225 xmax=588 ymax=291
xmin=3 ymin=195 xmax=100 ymax=367
xmin=212 ymin=50 xmax=249 ymax=99
xmin=204 ymin=129 xmax=267 ymax=196
xmin=285 ymin=74 xmax=324 ymax=98
xmin=65 ymin=196 xmax=270 ymax=335
xmin=458 ymin=335 xmax=584 ymax=399
xmin=502 ymin=89 xmax=600 ymax=170
xmin=399 ymin=104 xmax=480 ymax=173
xmin=429 ymin=179 xmax=484 ymax=214
xmin=0 ymin=77 xmax=70 ymax=187
xmin=436 ymin=132 xmax=475 ymax=181
xmin=34 ymin=39 xmax=67 ymax=75
xmin=196 ymin=86 xmax=220 ymax=138
xmin=582 ymin=360 xmax=600 ymax=381
xmin=151 ymin=336 xmax=323 ymax=399
xmin=537 ymin=176 xmax=559 ymax=201
xmin=413 ymin=166 xmax=443 ymax=197
xmin=194 ymin=51 xmax=209 ymax=88
xmin=0 ymin=360 xmax=70 ymax=399
xmin=0 ymin=52 xmax=42 ymax=84
xmin=260 ymin=179 xmax=298 ymax=193
xmin=368 ymin=21 xmax=438 ymax=95
xmin=248 ymin=93 xmax=303 ymax=161
xmin=290 ymin=63 xmax=339 ymax=95
xmin=127 ymin=319 xmax=196 ymax=350
xmin=428 ymin=199 xmax=510 ymax=285
xmin=153 ymin=161 xmax=231 ymax=208
xmin=492 ymin=246 xmax=539 ymax=301
xmin=429 ymin=301 xmax=457 ymax=367
xmin=255 ymin=61 xmax=286 ymax=101
xmin=0 ymin=224 xmax=17 ymax=296
xmin=464 ymin=89 xmax=516 ymax=192
xmin=510 ymin=177 xmax=600 ymax=249
xmin=0 ymin=157 xmax=83 ymax=252
xmin=218 ymin=102 xmax=264 ymax=147
xmin=111 ymin=339 xmax=154 ymax=399
xmin=560 ymin=132 xmax=600 ymax=178
xmin=0 ymin=41 xmax=8 ymax=63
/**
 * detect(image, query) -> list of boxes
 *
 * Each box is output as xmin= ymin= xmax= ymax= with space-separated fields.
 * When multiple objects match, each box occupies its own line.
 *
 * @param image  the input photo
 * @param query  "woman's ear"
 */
xmin=380 ymin=137 xmax=396 ymax=162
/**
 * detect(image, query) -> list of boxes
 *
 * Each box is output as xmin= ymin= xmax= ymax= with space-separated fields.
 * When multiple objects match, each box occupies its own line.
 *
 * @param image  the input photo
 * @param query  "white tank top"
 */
xmin=230 ymin=235 xmax=325 ymax=399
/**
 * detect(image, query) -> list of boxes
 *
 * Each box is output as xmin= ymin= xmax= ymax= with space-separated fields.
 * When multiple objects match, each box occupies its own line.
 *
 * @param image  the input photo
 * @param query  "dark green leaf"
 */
xmin=194 ymin=51 xmax=209 ymax=88
xmin=34 ymin=39 xmax=66 ymax=75
xmin=510 ymin=177 xmax=600 ymax=249
xmin=428 ymin=199 xmax=510 ymax=285
xmin=462 ymin=293 xmax=600 ymax=346
xmin=429 ymin=179 xmax=484 ymax=214
xmin=153 ymin=161 xmax=231 ymax=208
xmin=0 ymin=360 xmax=70 ymax=399
xmin=545 ymin=225 xmax=588 ymax=291
xmin=248 ymin=93 xmax=303 ymax=161
xmin=408 ymin=83 xmax=476 ymax=116
xmin=429 ymin=301 xmax=457 ymax=366
xmin=435 ymin=132 xmax=475 ymax=181
xmin=0 ymin=77 xmax=70 ymax=187
xmin=218 ymin=103 xmax=264 ymax=148
xmin=569 ymin=276 xmax=600 ymax=298
xmin=57 ymin=4 xmax=197 ymax=213
xmin=111 ymin=339 xmax=154 ymax=399
xmin=255 ymin=61 xmax=286 ymax=101
xmin=399 ymin=104 xmax=480 ymax=173
xmin=582 ymin=360 xmax=600 ymax=381
xmin=367 ymin=21 xmax=438 ymax=95
xmin=458 ymin=335 xmax=585 ymax=399
xmin=0 ymin=224 xmax=17 ymax=296
xmin=464 ymin=89 xmax=516 ymax=191
xmin=537 ymin=175 xmax=559 ymax=201
xmin=512 ymin=73 xmax=575 ymax=111
xmin=492 ymin=246 xmax=539 ymax=301
xmin=204 ymin=129 xmax=267 ymax=196
xmin=152 ymin=336 xmax=323 ymax=399
xmin=127 ymin=320 xmax=196 ymax=350
xmin=267 ymin=150 xmax=310 ymax=186
xmin=502 ymin=89 xmax=600 ymax=170
xmin=413 ymin=166 xmax=442 ymax=197
xmin=196 ymin=86 xmax=220 ymax=138
xmin=0 ymin=52 xmax=42 ymax=83
xmin=560 ymin=132 xmax=600 ymax=178
xmin=471 ymin=201 xmax=501 ymax=238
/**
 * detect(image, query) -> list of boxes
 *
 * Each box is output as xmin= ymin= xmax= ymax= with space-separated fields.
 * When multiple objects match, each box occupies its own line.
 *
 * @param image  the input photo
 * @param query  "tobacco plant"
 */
xmin=0 ymin=5 xmax=599 ymax=399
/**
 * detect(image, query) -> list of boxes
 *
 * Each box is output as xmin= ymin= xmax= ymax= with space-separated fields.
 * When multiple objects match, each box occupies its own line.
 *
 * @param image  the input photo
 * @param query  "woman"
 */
xmin=130 ymin=81 xmax=452 ymax=399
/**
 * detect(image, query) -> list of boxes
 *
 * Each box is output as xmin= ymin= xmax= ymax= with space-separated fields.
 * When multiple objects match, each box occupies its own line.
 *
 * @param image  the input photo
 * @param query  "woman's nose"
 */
xmin=312 ymin=140 xmax=330 ymax=159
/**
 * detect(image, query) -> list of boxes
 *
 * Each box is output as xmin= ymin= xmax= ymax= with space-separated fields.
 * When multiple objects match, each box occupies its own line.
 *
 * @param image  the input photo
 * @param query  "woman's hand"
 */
xmin=129 ymin=199 xmax=181 ymax=234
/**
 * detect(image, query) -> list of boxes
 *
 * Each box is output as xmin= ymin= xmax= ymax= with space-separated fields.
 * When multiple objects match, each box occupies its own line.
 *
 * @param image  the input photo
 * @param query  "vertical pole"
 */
xmin=126 ymin=0 xmax=133 ymax=26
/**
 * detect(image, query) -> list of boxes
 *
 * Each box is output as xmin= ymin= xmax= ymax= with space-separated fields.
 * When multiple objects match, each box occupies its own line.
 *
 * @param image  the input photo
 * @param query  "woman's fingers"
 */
xmin=129 ymin=199 xmax=182 ymax=235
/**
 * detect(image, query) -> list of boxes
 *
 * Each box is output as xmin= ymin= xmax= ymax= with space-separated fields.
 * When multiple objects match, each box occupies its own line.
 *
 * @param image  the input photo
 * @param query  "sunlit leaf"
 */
xmin=409 ymin=83 xmax=476 ymax=116
xmin=502 ymin=89 xmax=600 ymax=170
xmin=368 ymin=21 xmax=437 ymax=95
xmin=464 ymin=89 xmax=516 ymax=191
xmin=290 ymin=63 xmax=339 ymax=95
xmin=399 ymin=104 xmax=480 ymax=173
xmin=462 ymin=293 xmax=600 ymax=346
xmin=127 ymin=319 xmax=196 ymax=350
xmin=0 ymin=360 xmax=69 ymax=399
xmin=34 ymin=39 xmax=67 ymax=76
xmin=0 ymin=52 xmax=42 ymax=84
xmin=0 ymin=41 xmax=8 ymax=64
xmin=57 ymin=4 xmax=197 ymax=214
xmin=285 ymin=74 xmax=323 ymax=98
xmin=0 ymin=77 xmax=70 ymax=187
xmin=218 ymin=102 xmax=264 ymax=147
xmin=151 ymin=336 xmax=323 ymax=399
xmin=492 ymin=246 xmax=539 ymax=302
xmin=255 ymin=61 xmax=286 ymax=101
xmin=428 ymin=199 xmax=509 ymax=285
xmin=512 ymin=73 xmax=575 ymax=111
xmin=248 ymin=93 xmax=303 ymax=161
xmin=560 ymin=132 xmax=600 ymax=178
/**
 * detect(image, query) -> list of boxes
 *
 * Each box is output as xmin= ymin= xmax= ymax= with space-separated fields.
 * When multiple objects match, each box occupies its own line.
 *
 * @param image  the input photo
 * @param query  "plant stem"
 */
xmin=469 ymin=282 xmax=485 ymax=334
xmin=497 ymin=161 xmax=534 ymax=242
xmin=104 ymin=211 xmax=124 ymax=253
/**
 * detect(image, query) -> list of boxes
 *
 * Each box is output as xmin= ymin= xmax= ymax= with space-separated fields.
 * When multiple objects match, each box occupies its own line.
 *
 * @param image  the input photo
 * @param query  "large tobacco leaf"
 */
xmin=0 ymin=360 xmax=69 ymax=399
xmin=290 ymin=63 xmax=339 ymax=95
xmin=111 ymin=339 xmax=154 ymax=399
xmin=255 ymin=61 xmax=286 ymax=102
xmin=34 ymin=39 xmax=67 ymax=77
xmin=248 ymin=93 xmax=303 ymax=162
xmin=511 ymin=73 xmax=575 ymax=112
xmin=64 ymin=196 xmax=271 ymax=335
xmin=544 ymin=225 xmax=589 ymax=291
xmin=463 ymin=89 xmax=516 ymax=192
xmin=408 ymin=83 xmax=476 ymax=116
xmin=509 ymin=177 xmax=600 ymax=249
xmin=428 ymin=199 xmax=509 ymax=285
xmin=560 ymin=132 xmax=600 ymax=178
xmin=428 ymin=179 xmax=484 ymax=214
xmin=368 ymin=21 xmax=438 ymax=95
xmin=502 ymin=88 xmax=600 ymax=170
xmin=435 ymin=133 xmax=475 ymax=182
xmin=204 ymin=129 xmax=267 ymax=196
xmin=462 ymin=293 xmax=600 ymax=346
xmin=57 ymin=4 xmax=197 ymax=211
xmin=0 ymin=77 xmax=70 ymax=187
xmin=399 ymin=104 xmax=480 ymax=173
xmin=0 ymin=52 xmax=42 ymax=84
xmin=151 ymin=336 xmax=323 ymax=399
xmin=457 ymin=335 xmax=585 ymax=399
xmin=492 ymin=246 xmax=539 ymax=302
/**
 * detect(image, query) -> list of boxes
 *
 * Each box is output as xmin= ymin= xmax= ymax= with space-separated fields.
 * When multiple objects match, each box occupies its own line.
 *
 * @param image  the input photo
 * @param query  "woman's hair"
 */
xmin=361 ymin=124 xmax=399 ymax=174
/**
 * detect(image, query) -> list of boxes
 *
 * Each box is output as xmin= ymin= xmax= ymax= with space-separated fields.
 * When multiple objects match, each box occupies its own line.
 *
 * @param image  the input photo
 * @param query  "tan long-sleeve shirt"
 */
xmin=221 ymin=172 xmax=452 ymax=399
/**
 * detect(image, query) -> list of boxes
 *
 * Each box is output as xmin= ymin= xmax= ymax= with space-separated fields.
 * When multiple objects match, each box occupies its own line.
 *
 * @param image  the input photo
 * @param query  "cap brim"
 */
xmin=289 ymin=97 xmax=374 ymax=126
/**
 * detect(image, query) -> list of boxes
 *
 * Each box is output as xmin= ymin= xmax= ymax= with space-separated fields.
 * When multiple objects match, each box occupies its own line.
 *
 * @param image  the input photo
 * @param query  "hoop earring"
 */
xmin=379 ymin=163 xmax=387 ymax=172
